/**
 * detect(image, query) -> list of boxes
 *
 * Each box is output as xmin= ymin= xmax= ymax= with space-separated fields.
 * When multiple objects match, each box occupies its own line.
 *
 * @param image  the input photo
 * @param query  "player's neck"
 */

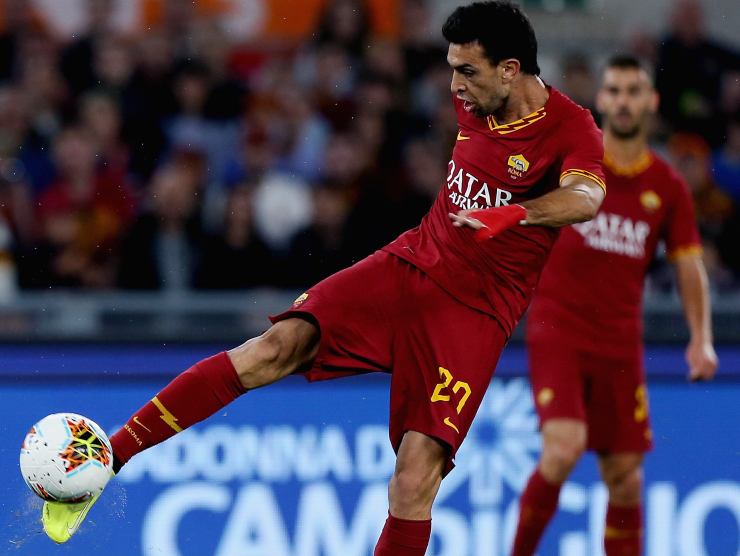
xmin=603 ymin=132 xmax=650 ymax=170
xmin=494 ymin=75 xmax=548 ymax=124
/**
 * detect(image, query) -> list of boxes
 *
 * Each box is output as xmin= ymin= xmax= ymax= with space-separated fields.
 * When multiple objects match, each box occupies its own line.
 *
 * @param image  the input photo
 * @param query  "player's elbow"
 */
xmin=580 ymin=193 xmax=603 ymax=221
xmin=573 ymin=184 xmax=605 ymax=223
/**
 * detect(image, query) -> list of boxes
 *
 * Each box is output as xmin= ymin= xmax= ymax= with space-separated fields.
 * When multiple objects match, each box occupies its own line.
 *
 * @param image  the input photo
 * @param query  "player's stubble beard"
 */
xmin=475 ymin=91 xmax=507 ymax=119
xmin=606 ymin=109 xmax=645 ymax=140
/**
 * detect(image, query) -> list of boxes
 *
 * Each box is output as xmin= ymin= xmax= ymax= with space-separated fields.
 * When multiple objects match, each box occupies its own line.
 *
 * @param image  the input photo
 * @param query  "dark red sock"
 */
xmin=374 ymin=514 xmax=431 ymax=556
xmin=110 ymin=352 xmax=246 ymax=470
xmin=510 ymin=469 xmax=562 ymax=556
xmin=604 ymin=504 xmax=642 ymax=556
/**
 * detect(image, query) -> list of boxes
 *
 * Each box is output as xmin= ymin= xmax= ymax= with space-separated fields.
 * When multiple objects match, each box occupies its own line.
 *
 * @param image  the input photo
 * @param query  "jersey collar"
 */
xmin=603 ymin=149 xmax=654 ymax=177
xmin=485 ymin=83 xmax=550 ymax=136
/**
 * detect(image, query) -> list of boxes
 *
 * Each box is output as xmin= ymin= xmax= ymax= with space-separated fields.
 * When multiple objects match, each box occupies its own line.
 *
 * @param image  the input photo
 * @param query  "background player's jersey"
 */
xmin=384 ymin=87 xmax=605 ymax=337
xmin=529 ymin=150 xmax=701 ymax=349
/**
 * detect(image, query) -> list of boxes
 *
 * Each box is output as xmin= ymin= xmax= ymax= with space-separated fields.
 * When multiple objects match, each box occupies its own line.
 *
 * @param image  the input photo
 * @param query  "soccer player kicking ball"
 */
xmin=43 ymin=3 xmax=608 ymax=553
xmin=511 ymin=55 xmax=718 ymax=556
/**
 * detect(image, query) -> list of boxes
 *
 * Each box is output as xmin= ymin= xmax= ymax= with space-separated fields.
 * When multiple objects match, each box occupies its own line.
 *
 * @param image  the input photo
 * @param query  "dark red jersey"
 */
xmin=384 ymin=87 xmax=605 ymax=336
xmin=529 ymin=150 xmax=701 ymax=346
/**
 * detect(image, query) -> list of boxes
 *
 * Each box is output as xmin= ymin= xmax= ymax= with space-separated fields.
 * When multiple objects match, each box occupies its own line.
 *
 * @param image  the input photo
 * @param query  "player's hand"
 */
xmin=686 ymin=339 xmax=718 ymax=382
xmin=448 ymin=204 xmax=528 ymax=241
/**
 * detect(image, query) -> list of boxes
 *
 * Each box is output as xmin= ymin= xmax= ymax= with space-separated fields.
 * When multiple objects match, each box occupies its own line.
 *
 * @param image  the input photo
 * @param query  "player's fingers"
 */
xmin=474 ymin=227 xmax=493 ymax=241
xmin=700 ymin=362 xmax=718 ymax=379
xmin=689 ymin=365 xmax=714 ymax=382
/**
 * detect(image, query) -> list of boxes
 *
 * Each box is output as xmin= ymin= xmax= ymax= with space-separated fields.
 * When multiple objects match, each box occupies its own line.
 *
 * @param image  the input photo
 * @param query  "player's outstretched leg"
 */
xmin=598 ymin=453 xmax=644 ymax=556
xmin=41 ymin=318 xmax=319 ymax=543
xmin=510 ymin=419 xmax=587 ymax=556
xmin=374 ymin=431 xmax=447 ymax=556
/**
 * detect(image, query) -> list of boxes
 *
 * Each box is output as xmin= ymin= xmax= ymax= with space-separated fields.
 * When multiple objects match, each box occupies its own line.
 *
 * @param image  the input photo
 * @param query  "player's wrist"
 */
xmin=513 ymin=204 xmax=528 ymax=225
xmin=470 ymin=204 xmax=529 ymax=241
xmin=689 ymin=332 xmax=713 ymax=346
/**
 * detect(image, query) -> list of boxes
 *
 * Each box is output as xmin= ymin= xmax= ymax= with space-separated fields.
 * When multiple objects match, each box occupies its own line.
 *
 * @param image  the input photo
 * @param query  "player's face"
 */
xmin=597 ymin=67 xmax=658 ymax=139
xmin=448 ymin=42 xmax=511 ymax=118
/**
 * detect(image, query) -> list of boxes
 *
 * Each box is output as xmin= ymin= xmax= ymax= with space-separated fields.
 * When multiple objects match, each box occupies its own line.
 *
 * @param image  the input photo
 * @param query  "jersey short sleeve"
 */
xmin=664 ymin=173 xmax=702 ymax=260
xmin=559 ymin=111 xmax=606 ymax=192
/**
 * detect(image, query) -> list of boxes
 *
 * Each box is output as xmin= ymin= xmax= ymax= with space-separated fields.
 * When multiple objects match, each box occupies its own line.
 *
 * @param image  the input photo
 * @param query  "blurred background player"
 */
xmin=39 ymin=2 xmax=608 ymax=553
xmin=511 ymin=55 xmax=718 ymax=556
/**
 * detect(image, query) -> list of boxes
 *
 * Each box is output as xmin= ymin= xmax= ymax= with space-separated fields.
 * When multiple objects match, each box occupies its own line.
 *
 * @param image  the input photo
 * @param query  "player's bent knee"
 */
xmin=544 ymin=435 xmax=586 ymax=467
xmin=608 ymin=468 xmax=643 ymax=505
xmin=603 ymin=463 xmax=643 ymax=505
xmin=389 ymin=432 xmax=447 ymax=518
xmin=392 ymin=469 xmax=434 ymax=502
xmin=540 ymin=433 xmax=586 ymax=482
xmin=389 ymin=467 xmax=441 ymax=518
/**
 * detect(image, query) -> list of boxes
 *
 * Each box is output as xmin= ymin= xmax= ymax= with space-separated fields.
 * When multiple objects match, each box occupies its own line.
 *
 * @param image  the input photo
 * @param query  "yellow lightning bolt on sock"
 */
xmin=151 ymin=397 xmax=183 ymax=432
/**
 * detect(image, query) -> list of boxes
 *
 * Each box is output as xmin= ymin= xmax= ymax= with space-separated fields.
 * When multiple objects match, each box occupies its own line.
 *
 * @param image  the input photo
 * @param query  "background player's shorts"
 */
xmin=270 ymin=251 xmax=508 ymax=472
xmin=526 ymin=313 xmax=653 ymax=453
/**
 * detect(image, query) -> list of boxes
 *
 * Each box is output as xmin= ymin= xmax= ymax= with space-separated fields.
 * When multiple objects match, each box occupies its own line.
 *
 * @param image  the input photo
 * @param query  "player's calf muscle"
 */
xmin=228 ymin=320 xmax=319 ymax=389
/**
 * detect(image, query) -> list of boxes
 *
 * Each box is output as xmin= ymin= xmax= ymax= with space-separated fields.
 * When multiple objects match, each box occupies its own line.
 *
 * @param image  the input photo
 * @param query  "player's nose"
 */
xmin=450 ymin=73 xmax=465 ymax=94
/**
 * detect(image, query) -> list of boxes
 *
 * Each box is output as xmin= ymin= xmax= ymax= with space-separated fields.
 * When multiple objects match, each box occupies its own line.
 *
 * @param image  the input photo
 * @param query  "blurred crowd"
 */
xmin=0 ymin=0 xmax=737 ymax=297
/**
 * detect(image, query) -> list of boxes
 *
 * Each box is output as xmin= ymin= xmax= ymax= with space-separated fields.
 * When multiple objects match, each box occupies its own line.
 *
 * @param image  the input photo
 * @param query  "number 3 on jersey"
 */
xmin=634 ymin=384 xmax=649 ymax=422
xmin=431 ymin=367 xmax=472 ymax=433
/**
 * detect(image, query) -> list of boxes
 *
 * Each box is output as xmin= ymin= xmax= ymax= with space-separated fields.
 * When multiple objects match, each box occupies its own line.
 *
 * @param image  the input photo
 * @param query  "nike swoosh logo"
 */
xmin=443 ymin=417 xmax=459 ymax=434
xmin=68 ymin=499 xmax=92 ymax=533
xmin=457 ymin=131 xmax=470 ymax=141
xmin=133 ymin=416 xmax=152 ymax=433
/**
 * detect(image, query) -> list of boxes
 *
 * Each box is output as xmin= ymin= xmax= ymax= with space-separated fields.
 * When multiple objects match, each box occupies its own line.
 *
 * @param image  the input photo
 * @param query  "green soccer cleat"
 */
xmin=41 ymin=491 xmax=102 ymax=544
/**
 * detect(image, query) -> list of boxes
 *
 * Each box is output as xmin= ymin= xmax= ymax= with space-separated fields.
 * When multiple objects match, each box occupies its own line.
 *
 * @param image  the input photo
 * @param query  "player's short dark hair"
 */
xmin=442 ymin=1 xmax=540 ymax=75
xmin=604 ymin=54 xmax=654 ymax=84
xmin=606 ymin=54 xmax=644 ymax=71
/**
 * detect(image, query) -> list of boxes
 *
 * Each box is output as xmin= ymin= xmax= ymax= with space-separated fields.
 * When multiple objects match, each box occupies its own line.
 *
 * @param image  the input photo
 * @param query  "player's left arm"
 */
xmin=448 ymin=175 xmax=604 ymax=239
xmin=665 ymin=170 xmax=718 ymax=381
xmin=673 ymin=253 xmax=718 ymax=381
xmin=520 ymin=173 xmax=605 ymax=226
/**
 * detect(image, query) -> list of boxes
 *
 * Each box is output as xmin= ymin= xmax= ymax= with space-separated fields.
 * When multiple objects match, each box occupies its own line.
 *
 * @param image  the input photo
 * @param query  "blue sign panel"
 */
xmin=1 ymin=348 xmax=739 ymax=556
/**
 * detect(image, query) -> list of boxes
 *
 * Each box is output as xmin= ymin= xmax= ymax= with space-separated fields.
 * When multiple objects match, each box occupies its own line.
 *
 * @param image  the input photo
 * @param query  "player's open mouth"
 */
xmin=462 ymin=100 xmax=474 ymax=112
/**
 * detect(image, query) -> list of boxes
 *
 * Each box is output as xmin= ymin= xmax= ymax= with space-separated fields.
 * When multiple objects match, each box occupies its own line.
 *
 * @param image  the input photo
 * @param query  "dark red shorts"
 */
xmin=526 ymin=311 xmax=653 ymax=453
xmin=270 ymin=251 xmax=508 ymax=471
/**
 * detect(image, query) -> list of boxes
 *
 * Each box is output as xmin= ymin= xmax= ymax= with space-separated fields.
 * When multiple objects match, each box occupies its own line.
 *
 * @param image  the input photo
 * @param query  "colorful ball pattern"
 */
xmin=19 ymin=413 xmax=113 ymax=502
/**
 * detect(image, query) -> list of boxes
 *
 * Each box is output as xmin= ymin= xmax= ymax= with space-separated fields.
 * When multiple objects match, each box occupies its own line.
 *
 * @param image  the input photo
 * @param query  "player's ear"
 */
xmin=649 ymin=90 xmax=660 ymax=113
xmin=595 ymin=88 xmax=607 ymax=115
xmin=499 ymin=59 xmax=520 ymax=83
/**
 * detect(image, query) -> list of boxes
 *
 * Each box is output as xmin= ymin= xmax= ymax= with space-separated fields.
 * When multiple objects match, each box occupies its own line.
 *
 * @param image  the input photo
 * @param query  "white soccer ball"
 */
xmin=19 ymin=413 xmax=113 ymax=502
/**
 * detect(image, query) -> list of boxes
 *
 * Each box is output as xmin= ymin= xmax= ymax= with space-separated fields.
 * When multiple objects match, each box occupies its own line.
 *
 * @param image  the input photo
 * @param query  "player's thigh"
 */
xmin=585 ymin=350 xmax=652 ymax=453
xmin=228 ymin=318 xmax=321 ymax=387
xmin=270 ymin=251 xmax=404 ymax=376
xmin=526 ymin=325 xmax=587 ymax=425
xmin=388 ymin=273 xmax=508 ymax=469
